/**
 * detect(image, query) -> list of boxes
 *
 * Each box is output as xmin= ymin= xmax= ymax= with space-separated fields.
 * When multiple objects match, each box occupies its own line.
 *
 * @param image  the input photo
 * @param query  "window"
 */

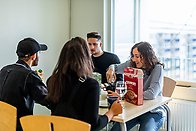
xmin=112 ymin=0 xmax=135 ymax=62
xmin=113 ymin=0 xmax=196 ymax=82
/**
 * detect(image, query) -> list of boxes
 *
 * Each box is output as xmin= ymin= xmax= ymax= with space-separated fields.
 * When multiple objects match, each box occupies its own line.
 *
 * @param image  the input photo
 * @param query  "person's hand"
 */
xmin=107 ymin=90 xmax=120 ymax=98
xmin=106 ymin=68 xmax=116 ymax=83
xmin=110 ymin=98 xmax=123 ymax=116
xmin=36 ymin=69 xmax=44 ymax=81
xmin=105 ymin=98 xmax=122 ymax=121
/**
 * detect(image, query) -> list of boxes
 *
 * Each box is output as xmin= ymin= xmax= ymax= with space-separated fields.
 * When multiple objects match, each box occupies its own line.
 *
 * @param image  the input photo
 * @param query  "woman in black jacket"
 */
xmin=46 ymin=37 xmax=122 ymax=130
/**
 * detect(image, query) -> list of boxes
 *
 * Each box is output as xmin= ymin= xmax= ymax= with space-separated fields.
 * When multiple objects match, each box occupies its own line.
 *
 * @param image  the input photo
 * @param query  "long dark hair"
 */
xmin=130 ymin=41 xmax=164 ymax=72
xmin=47 ymin=37 xmax=93 ymax=103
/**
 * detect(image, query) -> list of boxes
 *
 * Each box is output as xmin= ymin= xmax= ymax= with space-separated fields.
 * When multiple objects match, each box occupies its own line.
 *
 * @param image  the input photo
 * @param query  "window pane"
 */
xmin=113 ymin=0 xmax=134 ymax=62
xmin=140 ymin=0 xmax=196 ymax=82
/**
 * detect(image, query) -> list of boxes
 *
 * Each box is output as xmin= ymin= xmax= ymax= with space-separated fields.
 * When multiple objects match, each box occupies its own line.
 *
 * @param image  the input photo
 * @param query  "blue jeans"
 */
xmin=111 ymin=112 xmax=165 ymax=131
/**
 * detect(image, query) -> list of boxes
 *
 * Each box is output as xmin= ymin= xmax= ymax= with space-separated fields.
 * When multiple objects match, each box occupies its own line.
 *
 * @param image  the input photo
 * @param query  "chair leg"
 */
xmin=50 ymin=122 xmax=54 ymax=131
xmin=162 ymin=104 xmax=171 ymax=131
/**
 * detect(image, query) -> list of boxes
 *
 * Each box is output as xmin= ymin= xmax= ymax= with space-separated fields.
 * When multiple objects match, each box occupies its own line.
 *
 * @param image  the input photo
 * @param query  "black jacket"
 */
xmin=0 ymin=60 xmax=48 ymax=122
xmin=47 ymin=73 xmax=108 ymax=131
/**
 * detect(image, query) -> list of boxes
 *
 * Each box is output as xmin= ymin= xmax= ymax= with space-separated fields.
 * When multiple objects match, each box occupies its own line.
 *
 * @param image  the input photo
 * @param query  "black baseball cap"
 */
xmin=16 ymin=37 xmax=48 ymax=57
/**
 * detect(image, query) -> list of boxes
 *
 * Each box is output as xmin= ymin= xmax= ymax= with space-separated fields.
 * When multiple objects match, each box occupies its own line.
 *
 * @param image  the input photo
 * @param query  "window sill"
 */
xmin=172 ymin=85 xmax=196 ymax=102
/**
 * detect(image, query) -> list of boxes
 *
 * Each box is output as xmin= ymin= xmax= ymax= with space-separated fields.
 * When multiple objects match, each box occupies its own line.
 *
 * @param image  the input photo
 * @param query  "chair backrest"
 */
xmin=0 ymin=101 xmax=17 ymax=131
xmin=20 ymin=115 xmax=91 ymax=131
xmin=163 ymin=76 xmax=176 ymax=97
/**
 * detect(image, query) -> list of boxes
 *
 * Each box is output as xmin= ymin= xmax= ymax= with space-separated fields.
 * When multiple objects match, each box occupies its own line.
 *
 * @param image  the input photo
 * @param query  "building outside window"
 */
xmin=113 ymin=0 xmax=196 ymax=82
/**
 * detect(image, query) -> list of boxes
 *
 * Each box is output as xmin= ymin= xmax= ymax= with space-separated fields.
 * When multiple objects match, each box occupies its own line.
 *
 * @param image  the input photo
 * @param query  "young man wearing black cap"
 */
xmin=87 ymin=32 xmax=122 ymax=84
xmin=0 ymin=37 xmax=49 ymax=131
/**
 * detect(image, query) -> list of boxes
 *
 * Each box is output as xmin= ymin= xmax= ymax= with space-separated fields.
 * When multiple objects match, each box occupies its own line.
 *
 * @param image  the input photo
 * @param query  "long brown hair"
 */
xmin=47 ymin=37 xmax=93 ymax=103
xmin=130 ymin=41 xmax=164 ymax=72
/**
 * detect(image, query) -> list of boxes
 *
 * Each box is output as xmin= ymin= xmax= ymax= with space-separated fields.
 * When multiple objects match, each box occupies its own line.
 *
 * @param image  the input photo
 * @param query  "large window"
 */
xmin=113 ymin=0 xmax=196 ymax=82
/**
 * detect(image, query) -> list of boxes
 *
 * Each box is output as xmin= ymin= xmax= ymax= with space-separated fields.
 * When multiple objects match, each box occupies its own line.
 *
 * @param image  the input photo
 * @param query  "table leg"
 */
xmin=163 ymin=104 xmax=171 ymax=131
xmin=120 ymin=122 xmax=127 ymax=131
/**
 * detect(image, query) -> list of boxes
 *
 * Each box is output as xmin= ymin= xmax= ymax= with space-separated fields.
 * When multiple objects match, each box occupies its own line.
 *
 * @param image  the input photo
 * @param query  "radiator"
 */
xmin=161 ymin=99 xmax=196 ymax=131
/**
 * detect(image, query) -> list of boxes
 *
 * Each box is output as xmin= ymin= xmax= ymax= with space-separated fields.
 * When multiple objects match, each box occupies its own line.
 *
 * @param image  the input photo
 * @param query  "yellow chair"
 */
xmin=0 ymin=101 xmax=17 ymax=131
xmin=20 ymin=115 xmax=91 ymax=131
xmin=162 ymin=76 xmax=176 ymax=131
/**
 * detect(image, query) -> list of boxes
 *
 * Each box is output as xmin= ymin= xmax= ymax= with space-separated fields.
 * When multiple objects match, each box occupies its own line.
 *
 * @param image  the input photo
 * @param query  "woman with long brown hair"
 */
xmin=107 ymin=41 xmax=165 ymax=131
xmin=47 ymin=37 xmax=122 ymax=130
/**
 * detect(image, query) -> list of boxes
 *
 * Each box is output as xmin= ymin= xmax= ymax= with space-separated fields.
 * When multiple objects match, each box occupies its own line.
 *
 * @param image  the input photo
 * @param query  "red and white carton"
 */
xmin=124 ymin=67 xmax=144 ymax=105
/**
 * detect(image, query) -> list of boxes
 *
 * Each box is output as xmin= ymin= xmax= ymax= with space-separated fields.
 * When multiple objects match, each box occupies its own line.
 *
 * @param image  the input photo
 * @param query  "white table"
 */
xmin=99 ymin=96 xmax=172 ymax=131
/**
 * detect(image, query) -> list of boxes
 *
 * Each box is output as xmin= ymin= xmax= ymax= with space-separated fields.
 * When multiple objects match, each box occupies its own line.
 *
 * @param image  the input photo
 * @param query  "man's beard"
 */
xmin=32 ymin=57 xmax=39 ymax=66
xmin=91 ymin=50 xmax=98 ymax=56
xmin=90 ymin=50 xmax=95 ymax=54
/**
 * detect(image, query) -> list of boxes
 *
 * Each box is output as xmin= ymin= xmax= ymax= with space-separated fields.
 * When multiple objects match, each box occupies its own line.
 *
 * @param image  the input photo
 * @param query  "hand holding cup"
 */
xmin=109 ymin=98 xmax=122 ymax=116
xmin=35 ymin=69 xmax=44 ymax=80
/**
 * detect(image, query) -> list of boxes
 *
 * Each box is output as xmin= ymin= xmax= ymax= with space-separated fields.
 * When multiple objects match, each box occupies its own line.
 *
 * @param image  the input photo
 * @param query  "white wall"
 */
xmin=70 ymin=0 xmax=104 ymax=40
xmin=0 ymin=0 xmax=108 ymax=78
xmin=0 ymin=0 xmax=70 ymax=79
xmin=0 ymin=0 xmax=106 ymax=114
xmin=0 ymin=0 xmax=107 ymax=114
